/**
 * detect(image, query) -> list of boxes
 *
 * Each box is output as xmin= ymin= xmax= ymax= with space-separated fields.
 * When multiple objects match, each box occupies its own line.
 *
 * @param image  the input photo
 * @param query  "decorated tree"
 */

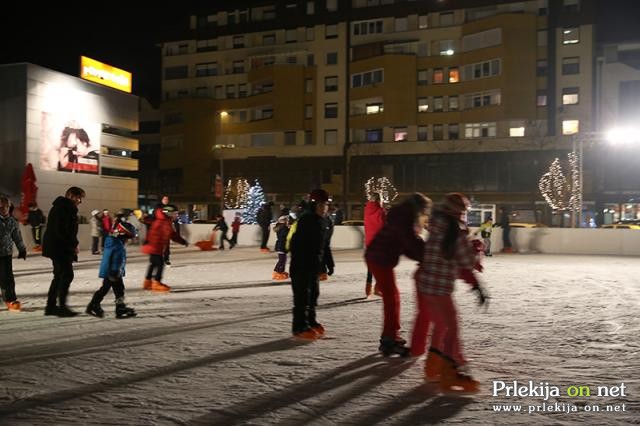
xmin=538 ymin=152 xmax=580 ymax=211
xmin=224 ymin=178 xmax=250 ymax=209
xmin=241 ymin=180 xmax=266 ymax=224
xmin=365 ymin=176 xmax=398 ymax=204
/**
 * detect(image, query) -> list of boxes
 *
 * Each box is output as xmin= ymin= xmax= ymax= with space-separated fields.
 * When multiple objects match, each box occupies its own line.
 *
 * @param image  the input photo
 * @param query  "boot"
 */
xmin=424 ymin=347 xmax=445 ymax=382
xmin=272 ymin=271 xmax=288 ymax=281
xmin=151 ymin=280 xmax=171 ymax=292
xmin=365 ymin=282 xmax=372 ymax=297
xmin=293 ymin=328 xmax=318 ymax=340
xmin=86 ymin=302 xmax=104 ymax=318
xmin=6 ymin=300 xmax=22 ymax=312
xmin=56 ymin=306 xmax=79 ymax=317
xmin=115 ymin=302 xmax=137 ymax=319
xmin=379 ymin=336 xmax=410 ymax=357
xmin=440 ymin=356 xmax=479 ymax=393
xmin=310 ymin=323 xmax=325 ymax=337
xmin=143 ymin=279 xmax=152 ymax=290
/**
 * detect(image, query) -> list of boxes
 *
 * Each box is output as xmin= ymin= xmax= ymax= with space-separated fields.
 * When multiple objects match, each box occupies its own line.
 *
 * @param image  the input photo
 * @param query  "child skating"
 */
xmin=272 ymin=215 xmax=290 ymax=280
xmin=0 ymin=196 xmax=27 ymax=312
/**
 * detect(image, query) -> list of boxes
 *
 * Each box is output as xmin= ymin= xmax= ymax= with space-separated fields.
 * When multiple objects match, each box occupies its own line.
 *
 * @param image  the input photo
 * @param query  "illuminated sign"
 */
xmin=80 ymin=56 xmax=132 ymax=93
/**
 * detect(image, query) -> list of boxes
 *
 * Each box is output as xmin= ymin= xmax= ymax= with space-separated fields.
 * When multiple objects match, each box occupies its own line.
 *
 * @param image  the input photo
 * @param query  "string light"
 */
xmin=365 ymin=177 xmax=398 ymax=204
xmin=224 ymin=178 xmax=250 ymax=209
xmin=539 ymin=153 xmax=580 ymax=211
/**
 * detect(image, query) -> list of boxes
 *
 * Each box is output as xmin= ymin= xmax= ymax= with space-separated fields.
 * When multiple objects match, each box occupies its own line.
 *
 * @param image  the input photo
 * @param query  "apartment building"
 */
xmin=156 ymin=0 xmax=598 ymax=222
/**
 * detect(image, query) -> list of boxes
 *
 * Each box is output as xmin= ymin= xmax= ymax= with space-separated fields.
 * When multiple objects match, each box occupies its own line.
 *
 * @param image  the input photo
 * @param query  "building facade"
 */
xmin=0 ymin=63 xmax=139 ymax=220
xmin=154 ymin=0 xmax=618 ymax=223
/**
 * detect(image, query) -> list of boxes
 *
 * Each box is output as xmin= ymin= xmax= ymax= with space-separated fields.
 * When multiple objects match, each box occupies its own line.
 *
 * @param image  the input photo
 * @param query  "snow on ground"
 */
xmin=0 ymin=246 xmax=638 ymax=425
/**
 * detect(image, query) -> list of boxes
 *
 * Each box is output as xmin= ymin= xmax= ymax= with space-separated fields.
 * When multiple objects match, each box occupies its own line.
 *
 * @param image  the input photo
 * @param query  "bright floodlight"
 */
xmin=605 ymin=127 xmax=640 ymax=145
xmin=219 ymin=111 xmax=229 ymax=118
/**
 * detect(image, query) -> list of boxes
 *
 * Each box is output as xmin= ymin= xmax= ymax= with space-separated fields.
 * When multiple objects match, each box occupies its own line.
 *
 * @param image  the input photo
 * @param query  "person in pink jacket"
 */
xmin=363 ymin=193 xmax=386 ymax=297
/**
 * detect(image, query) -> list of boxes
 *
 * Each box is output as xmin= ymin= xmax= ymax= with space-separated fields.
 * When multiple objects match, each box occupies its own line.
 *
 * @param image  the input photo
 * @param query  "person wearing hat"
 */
xmin=271 ymin=215 xmax=290 ymax=280
xmin=26 ymin=202 xmax=46 ymax=252
xmin=288 ymin=189 xmax=331 ymax=339
xmin=365 ymin=193 xmax=432 ymax=356
xmin=412 ymin=192 xmax=488 ymax=393
xmin=90 ymin=209 xmax=102 ymax=255
xmin=141 ymin=204 xmax=188 ymax=292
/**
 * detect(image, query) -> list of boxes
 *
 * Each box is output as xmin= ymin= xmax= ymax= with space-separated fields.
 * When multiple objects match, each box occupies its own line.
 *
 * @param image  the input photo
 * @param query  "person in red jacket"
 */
xmin=365 ymin=193 xmax=432 ymax=356
xmin=141 ymin=204 xmax=187 ymax=292
xmin=101 ymin=209 xmax=112 ymax=249
xmin=230 ymin=213 xmax=241 ymax=248
xmin=363 ymin=193 xmax=386 ymax=297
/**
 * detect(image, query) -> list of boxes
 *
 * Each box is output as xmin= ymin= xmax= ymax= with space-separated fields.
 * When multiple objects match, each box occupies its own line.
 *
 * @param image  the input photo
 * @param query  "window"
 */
xmin=263 ymin=34 xmax=276 ymax=45
xmin=537 ymin=90 xmax=548 ymax=106
xmin=307 ymin=54 xmax=315 ymax=66
xmin=238 ymin=84 xmax=247 ymax=98
xmin=416 ymin=70 xmax=428 ymax=86
xmin=439 ymin=12 xmax=454 ymax=26
xmin=394 ymin=127 xmax=408 ymax=142
xmin=418 ymin=126 xmax=428 ymax=141
xmin=251 ymin=133 xmax=275 ymax=147
xmin=418 ymin=98 xmax=429 ymax=113
xmin=509 ymin=127 xmax=525 ymax=137
xmin=439 ymin=40 xmax=455 ymax=55
xmin=351 ymin=69 xmax=383 ymax=88
xmin=286 ymin=29 xmax=297 ymax=43
xmin=307 ymin=1 xmax=315 ymax=15
xmin=306 ymin=78 xmax=313 ymax=93
xmin=537 ymin=30 xmax=547 ymax=47
xmin=562 ymin=28 xmax=580 ymax=45
xmin=536 ymin=59 xmax=548 ymax=77
xmin=366 ymin=103 xmax=383 ymax=114
xmin=394 ymin=17 xmax=408 ymax=32
xmin=233 ymin=36 xmax=245 ymax=49
xmin=232 ymin=60 xmax=244 ymax=74
xmin=305 ymin=104 xmax=313 ymax=119
xmin=448 ymin=67 xmax=459 ymax=83
xmin=163 ymin=112 xmax=184 ymax=126
xmin=325 ymin=76 xmax=338 ymax=92
xmin=164 ymin=66 xmax=188 ymax=80
xmin=562 ymin=87 xmax=579 ymax=105
xmin=418 ymin=15 xmax=428 ymax=29
xmin=285 ymin=131 xmax=297 ymax=145
xmin=366 ymin=129 xmax=382 ymax=143
xmin=287 ymin=56 xmax=297 ymax=64
xmin=195 ymin=62 xmax=218 ymax=77
xmin=562 ymin=120 xmax=579 ymax=135
xmin=326 ymin=0 xmax=338 ymax=11
xmin=326 ymin=52 xmax=338 ymax=65
xmin=325 ymin=129 xmax=338 ymax=145
xmin=230 ymin=110 xmax=248 ymax=123
xmin=448 ymin=123 xmax=459 ymax=140
xmin=352 ymin=19 xmax=383 ymax=36
xmin=449 ymin=96 xmax=459 ymax=111
xmin=433 ymin=124 xmax=444 ymax=140
xmin=196 ymin=39 xmax=217 ymax=52
xmin=433 ymin=68 xmax=444 ymax=84
xmin=325 ymin=24 xmax=338 ymax=39
xmin=562 ymin=57 xmax=580 ymax=75
xmin=226 ymin=85 xmax=236 ymax=98
xmin=306 ymin=27 xmax=315 ymax=41
xmin=465 ymin=90 xmax=501 ymax=109
xmin=461 ymin=28 xmax=502 ymax=52
xmin=325 ymin=103 xmax=338 ymax=118
xmin=464 ymin=122 xmax=497 ymax=138
xmin=538 ymin=0 xmax=548 ymax=15
xmin=464 ymin=59 xmax=501 ymax=80
xmin=305 ymin=131 xmax=314 ymax=145
xmin=195 ymin=86 xmax=208 ymax=97
xmin=253 ymin=106 xmax=274 ymax=120
xmin=433 ymin=97 xmax=444 ymax=112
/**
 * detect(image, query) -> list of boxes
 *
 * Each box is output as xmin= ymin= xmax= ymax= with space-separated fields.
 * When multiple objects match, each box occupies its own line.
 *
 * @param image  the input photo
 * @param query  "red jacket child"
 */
xmin=142 ymin=208 xmax=186 ymax=256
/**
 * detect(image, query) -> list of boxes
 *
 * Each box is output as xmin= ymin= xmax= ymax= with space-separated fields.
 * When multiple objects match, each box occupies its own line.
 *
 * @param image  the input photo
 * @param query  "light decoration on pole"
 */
xmin=538 ymin=152 xmax=580 ymax=211
xmin=365 ymin=177 xmax=398 ymax=204
xmin=224 ymin=178 xmax=250 ymax=209
xmin=241 ymin=180 xmax=266 ymax=224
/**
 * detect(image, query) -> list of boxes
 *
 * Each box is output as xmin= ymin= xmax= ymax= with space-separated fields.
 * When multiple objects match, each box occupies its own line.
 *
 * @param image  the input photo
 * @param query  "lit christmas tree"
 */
xmin=224 ymin=178 xmax=250 ymax=209
xmin=241 ymin=180 xmax=266 ymax=224
xmin=538 ymin=152 xmax=580 ymax=211
xmin=365 ymin=177 xmax=398 ymax=204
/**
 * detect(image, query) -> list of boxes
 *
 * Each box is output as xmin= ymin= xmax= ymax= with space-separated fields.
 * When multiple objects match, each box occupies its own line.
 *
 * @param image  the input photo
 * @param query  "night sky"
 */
xmin=1 ymin=1 xmax=639 ymax=105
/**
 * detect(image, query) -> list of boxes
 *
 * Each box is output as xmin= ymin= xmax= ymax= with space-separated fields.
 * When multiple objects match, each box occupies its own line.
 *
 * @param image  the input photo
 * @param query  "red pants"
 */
xmin=367 ymin=262 xmax=401 ymax=340
xmin=424 ymin=294 xmax=466 ymax=366
xmin=410 ymin=292 xmax=431 ymax=356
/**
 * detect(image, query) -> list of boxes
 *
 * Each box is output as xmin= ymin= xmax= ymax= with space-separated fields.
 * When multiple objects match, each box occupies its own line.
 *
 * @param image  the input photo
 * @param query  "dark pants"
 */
xmin=260 ymin=226 xmax=270 ymax=249
xmin=0 ymin=256 xmax=17 ymax=303
xmin=230 ymin=231 xmax=238 ymax=247
xmin=367 ymin=261 xmax=400 ymax=340
xmin=91 ymin=236 xmax=100 ymax=254
xmin=31 ymin=226 xmax=43 ymax=245
xmin=91 ymin=277 xmax=125 ymax=305
xmin=101 ymin=231 xmax=107 ymax=249
xmin=163 ymin=246 xmax=171 ymax=263
xmin=290 ymin=269 xmax=320 ymax=334
xmin=502 ymin=226 xmax=512 ymax=249
xmin=274 ymin=253 xmax=287 ymax=273
xmin=146 ymin=254 xmax=165 ymax=281
xmin=218 ymin=231 xmax=231 ymax=249
xmin=47 ymin=258 xmax=74 ymax=308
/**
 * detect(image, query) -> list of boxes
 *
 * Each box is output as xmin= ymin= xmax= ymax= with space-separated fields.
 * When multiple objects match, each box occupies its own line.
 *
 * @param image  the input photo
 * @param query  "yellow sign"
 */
xmin=80 ymin=56 xmax=132 ymax=93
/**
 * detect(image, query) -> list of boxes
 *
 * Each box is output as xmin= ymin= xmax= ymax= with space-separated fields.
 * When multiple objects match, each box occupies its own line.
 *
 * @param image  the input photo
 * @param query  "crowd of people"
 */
xmin=0 ymin=186 xmax=496 ymax=394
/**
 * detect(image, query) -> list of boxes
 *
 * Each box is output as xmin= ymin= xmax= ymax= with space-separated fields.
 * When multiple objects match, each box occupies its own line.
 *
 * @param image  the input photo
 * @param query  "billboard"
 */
xmin=80 ymin=56 xmax=132 ymax=93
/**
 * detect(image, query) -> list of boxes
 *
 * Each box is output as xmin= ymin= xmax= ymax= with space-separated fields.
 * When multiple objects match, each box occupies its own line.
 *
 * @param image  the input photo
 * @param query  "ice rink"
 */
xmin=0 ymin=247 xmax=637 ymax=425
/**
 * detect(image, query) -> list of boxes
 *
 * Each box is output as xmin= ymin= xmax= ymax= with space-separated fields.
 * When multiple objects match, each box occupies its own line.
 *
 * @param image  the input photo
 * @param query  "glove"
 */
xmin=327 ymin=266 xmax=334 ymax=276
xmin=472 ymin=284 xmax=489 ymax=307
xmin=18 ymin=249 xmax=27 ymax=260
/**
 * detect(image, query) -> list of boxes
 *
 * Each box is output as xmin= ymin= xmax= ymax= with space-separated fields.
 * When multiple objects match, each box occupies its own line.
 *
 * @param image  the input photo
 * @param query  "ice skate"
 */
xmin=143 ymin=279 xmax=152 ymax=290
xmin=439 ymin=358 xmax=479 ymax=394
xmin=86 ymin=302 xmax=104 ymax=318
xmin=151 ymin=280 xmax=171 ymax=292
xmin=293 ymin=329 xmax=318 ymax=340
xmin=6 ymin=300 xmax=22 ymax=312
xmin=56 ymin=306 xmax=79 ymax=317
xmin=272 ymin=271 xmax=288 ymax=281
xmin=115 ymin=303 xmax=137 ymax=319
xmin=260 ymin=248 xmax=270 ymax=253
xmin=311 ymin=323 xmax=325 ymax=337
xmin=424 ymin=348 xmax=445 ymax=382
xmin=379 ymin=336 xmax=410 ymax=357
xmin=32 ymin=245 xmax=41 ymax=252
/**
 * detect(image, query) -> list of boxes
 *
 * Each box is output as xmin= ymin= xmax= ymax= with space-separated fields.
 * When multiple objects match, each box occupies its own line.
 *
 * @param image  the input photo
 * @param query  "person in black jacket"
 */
xmin=27 ymin=202 xmax=46 ymax=251
xmin=289 ymin=189 xmax=330 ymax=339
xmin=213 ymin=215 xmax=231 ymax=250
xmin=256 ymin=201 xmax=273 ymax=252
xmin=42 ymin=186 xmax=85 ymax=317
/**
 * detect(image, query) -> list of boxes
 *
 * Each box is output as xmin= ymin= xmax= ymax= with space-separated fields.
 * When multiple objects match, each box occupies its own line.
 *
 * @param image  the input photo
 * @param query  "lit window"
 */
xmin=562 ymin=87 xmax=579 ymax=105
xmin=562 ymin=28 xmax=579 ymax=44
xmin=537 ymin=91 xmax=547 ymax=106
xmin=510 ymin=127 xmax=525 ymax=137
xmin=418 ymin=15 xmax=428 ymax=29
xmin=366 ymin=103 xmax=383 ymax=114
xmin=394 ymin=127 xmax=408 ymax=142
xmin=433 ymin=68 xmax=444 ymax=84
xmin=448 ymin=67 xmax=459 ymax=83
xmin=418 ymin=98 xmax=429 ymax=112
xmin=562 ymin=120 xmax=579 ymax=135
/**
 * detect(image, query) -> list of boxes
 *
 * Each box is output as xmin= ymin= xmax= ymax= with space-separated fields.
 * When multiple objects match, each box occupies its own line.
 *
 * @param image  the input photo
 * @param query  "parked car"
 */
xmin=600 ymin=223 xmax=640 ymax=230
xmin=341 ymin=220 xmax=364 ymax=226
xmin=509 ymin=223 xmax=548 ymax=228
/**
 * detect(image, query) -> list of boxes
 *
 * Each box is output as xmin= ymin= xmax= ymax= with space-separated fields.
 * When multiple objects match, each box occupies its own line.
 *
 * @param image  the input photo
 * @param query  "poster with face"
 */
xmin=39 ymin=85 xmax=101 ymax=174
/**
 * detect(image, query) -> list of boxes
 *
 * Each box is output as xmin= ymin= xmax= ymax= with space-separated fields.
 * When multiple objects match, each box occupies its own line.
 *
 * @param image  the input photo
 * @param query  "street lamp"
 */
xmin=213 ymin=111 xmax=234 ymax=214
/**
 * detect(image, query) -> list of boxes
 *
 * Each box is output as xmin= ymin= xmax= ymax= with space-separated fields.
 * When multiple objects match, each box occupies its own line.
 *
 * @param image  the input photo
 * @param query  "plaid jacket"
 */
xmin=0 ymin=215 xmax=26 ymax=257
xmin=416 ymin=212 xmax=477 ymax=296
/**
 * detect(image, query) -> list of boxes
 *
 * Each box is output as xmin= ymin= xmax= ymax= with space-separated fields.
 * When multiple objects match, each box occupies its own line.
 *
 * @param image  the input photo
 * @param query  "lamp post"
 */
xmin=213 ymin=111 xmax=234 ymax=215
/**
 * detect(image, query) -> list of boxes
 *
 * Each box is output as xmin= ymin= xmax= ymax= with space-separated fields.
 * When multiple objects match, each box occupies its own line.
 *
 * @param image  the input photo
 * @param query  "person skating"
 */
xmin=0 ymin=197 xmax=27 ymax=311
xmin=229 ymin=213 xmax=241 ymax=248
xmin=498 ymin=207 xmax=513 ymax=253
xmin=87 ymin=211 xmax=137 ymax=318
xmin=213 ymin=215 xmax=232 ymax=250
xmin=141 ymin=204 xmax=188 ymax=292
xmin=42 ymin=186 xmax=85 ymax=317
xmin=364 ymin=192 xmax=386 ymax=297
xmin=272 ymin=215 xmax=290 ymax=281
xmin=474 ymin=217 xmax=493 ymax=256
xmin=413 ymin=193 xmax=488 ymax=393
xmin=288 ymin=189 xmax=330 ymax=339
xmin=365 ymin=193 xmax=431 ymax=357
xmin=257 ymin=201 xmax=273 ymax=252
xmin=26 ymin=202 xmax=46 ymax=252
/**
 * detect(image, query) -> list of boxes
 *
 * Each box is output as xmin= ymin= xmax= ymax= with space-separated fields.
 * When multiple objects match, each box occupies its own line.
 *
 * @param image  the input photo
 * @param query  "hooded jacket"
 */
xmin=99 ymin=236 xmax=127 ymax=278
xmin=42 ymin=196 xmax=79 ymax=261
xmin=0 ymin=214 xmax=26 ymax=257
xmin=142 ymin=208 xmax=186 ymax=255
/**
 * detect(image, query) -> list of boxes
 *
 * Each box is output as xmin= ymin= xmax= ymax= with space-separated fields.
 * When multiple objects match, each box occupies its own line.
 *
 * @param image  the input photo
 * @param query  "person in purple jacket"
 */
xmin=365 ymin=193 xmax=432 ymax=356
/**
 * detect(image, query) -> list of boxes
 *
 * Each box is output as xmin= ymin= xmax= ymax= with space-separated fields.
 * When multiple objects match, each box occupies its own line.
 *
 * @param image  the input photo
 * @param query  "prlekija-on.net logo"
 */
xmin=491 ymin=380 xmax=629 ymax=414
